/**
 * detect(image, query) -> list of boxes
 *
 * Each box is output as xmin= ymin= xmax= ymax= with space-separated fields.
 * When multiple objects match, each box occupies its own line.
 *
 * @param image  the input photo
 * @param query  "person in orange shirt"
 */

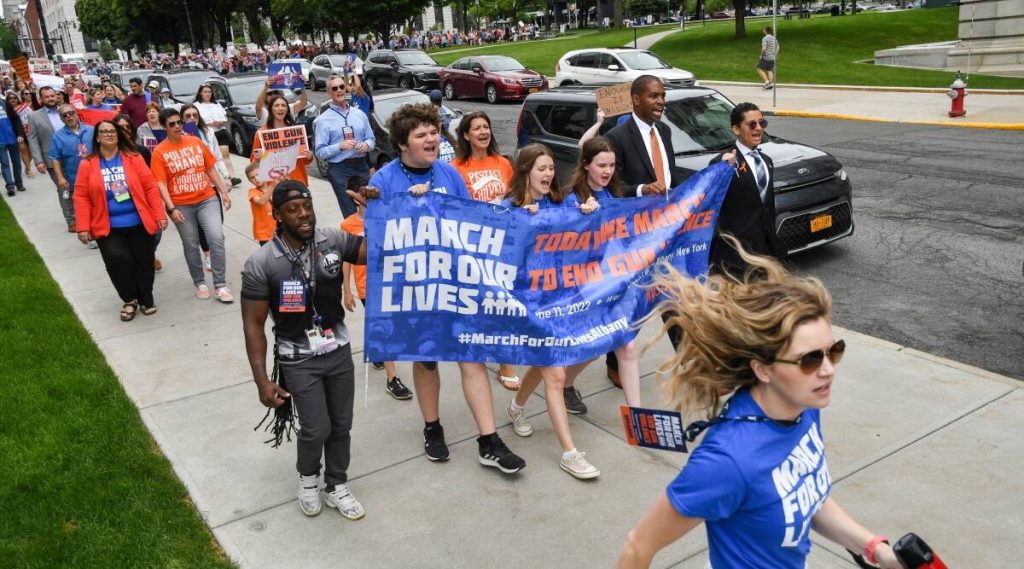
xmin=151 ymin=107 xmax=234 ymax=302
xmin=340 ymin=176 xmax=412 ymax=401
xmin=245 ymin=161 xmax=277 ymax=245
xmin=450 ymin=110 xmax=520 ymax=392
xmin=250 ymin=92 xmax=313 ymax=187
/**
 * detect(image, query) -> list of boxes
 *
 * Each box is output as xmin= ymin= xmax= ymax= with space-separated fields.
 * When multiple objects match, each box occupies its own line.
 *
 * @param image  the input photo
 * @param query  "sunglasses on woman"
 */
xmin=773 ymin=339 xmax=845 ymax=374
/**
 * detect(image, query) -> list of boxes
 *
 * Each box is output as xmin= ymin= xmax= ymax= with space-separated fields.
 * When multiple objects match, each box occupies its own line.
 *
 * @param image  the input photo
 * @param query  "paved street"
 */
xmin=308 ymin=90 xmax=1023 ymax=379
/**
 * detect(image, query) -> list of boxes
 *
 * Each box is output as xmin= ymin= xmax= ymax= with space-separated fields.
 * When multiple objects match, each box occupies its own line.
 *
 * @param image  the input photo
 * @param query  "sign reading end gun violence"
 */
xmin=257 ymin=125 xmax=309 ymax=154
xmin=595 ymin=82 xmax=633 ymax=117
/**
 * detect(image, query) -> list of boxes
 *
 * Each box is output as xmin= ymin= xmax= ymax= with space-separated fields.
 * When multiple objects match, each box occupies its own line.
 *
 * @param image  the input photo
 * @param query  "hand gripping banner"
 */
xmin=363 ymin=161 xmax=733 ymax=366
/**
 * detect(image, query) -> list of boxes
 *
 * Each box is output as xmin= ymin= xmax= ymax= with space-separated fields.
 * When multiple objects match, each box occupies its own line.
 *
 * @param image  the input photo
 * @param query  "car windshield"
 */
xmin=660 ymin=94 xmax=736 ymax=153
xmin=170 ymin=75 xmax=214 ymax=97
xmin=617 ymin=51 xmax=673 ymax=70
xmin=482 ymin=57 xmax=525 ymax=72
xmin=230 ymin=81 xmax=296 ymax=105
xmin=373 ymin=93 xmax=431 ymax=126
xmin=396 ymin=52 xmax=437 ymax=66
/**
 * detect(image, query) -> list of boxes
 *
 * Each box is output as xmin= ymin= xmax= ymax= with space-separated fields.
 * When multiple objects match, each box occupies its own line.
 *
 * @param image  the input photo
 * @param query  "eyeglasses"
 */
xmin=744 ymin=119 xmax=769 ymax=130
xmin=183 ymin=113 xmax=198 ymax=119
xmin=60 ymin=111 xmax=77 ymax=118
xmin=165 ymin=120 xmax=182 ymax=127
xmin=330 ymin=85 xmax=346 ymax=92
xmin=773 ymin=340 xmax=845 ymax=374
xmin=98 ymin=130 xmax=119 ymax=136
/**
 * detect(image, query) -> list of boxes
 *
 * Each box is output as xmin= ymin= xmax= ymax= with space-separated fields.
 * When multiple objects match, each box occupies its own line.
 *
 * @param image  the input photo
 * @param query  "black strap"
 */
xmin=682 ymin=396 xmax=801 ymax=443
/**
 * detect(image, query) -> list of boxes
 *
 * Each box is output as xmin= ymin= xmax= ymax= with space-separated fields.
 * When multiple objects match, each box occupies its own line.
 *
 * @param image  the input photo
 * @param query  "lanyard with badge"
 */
xmin=682 ymin=395 xmax=801 ymax=443
xmin=400 ymin=162 xmax=434 ymax=193
xmin=102 ymin=155 xmax=131 ymax=203
xmin=274 ymin=235 xmax=338 ymax=354
xmin=331 ymin=105 xmax=356 ymax=142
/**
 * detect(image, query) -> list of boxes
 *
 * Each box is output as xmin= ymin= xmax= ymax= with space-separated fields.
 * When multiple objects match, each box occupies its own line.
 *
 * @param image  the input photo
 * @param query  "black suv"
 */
xmin=203 ymin=73 xmax=319 ymax=156
xmin=363 ymin=49 xmax=442 ymax=92
xmin=145 ymin=70 xmax=217 ymax=103
xmin=515 ymin=86 xmax=854 ymax=256
xmin=111 ymin=68 xmax=152 ymax=91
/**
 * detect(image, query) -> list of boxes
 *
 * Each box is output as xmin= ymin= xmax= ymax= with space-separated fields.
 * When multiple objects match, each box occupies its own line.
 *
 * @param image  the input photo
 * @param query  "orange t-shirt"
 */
xmin=151 ymin=136 xmax=218 ymax=206
xmin=339 ymin=214 xmax=367 ymax=299
xmin=248 ymin=187 xmax=276 ymax=241
xmin=452 ymin=154 xmax=514 ymax=203
xmin=250 ymin=127 xmax=310 ymax=187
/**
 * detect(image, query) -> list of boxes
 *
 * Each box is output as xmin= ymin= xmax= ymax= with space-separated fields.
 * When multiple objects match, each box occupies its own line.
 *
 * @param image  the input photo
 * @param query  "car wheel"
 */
xmin=309 ymin=74 xmax=318 ymax=91
xmin=367 ymin=75 xmax=379 ymax=91
xmin=232 ymin=127 xmax=248 ymax=157
xmin=485 ymin=83 xmax=499 ymax=104
xmin=398 ymin=76 xmax=412 ymax=89
xmin=316 ymin=153 xmax=329 ymax=179
xmin=444 ymin=81 xmax=457 ymax=100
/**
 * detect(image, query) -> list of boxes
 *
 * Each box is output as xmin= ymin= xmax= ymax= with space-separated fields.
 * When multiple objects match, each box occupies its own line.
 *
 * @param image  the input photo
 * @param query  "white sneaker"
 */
xmin=560 ymin=451 xmax=600 ymax=480
xmin=325 ymin=484 xmax=365 ymax=520
xmin=196 ymin=284 xmax=211 ymax=300
xmin=213 ymin=287 xmax=234 ymax=303
xmin=297 ymin=473 xmax=322 ymax=516
xmin=507 ymin=401 xmax=533 ymax=437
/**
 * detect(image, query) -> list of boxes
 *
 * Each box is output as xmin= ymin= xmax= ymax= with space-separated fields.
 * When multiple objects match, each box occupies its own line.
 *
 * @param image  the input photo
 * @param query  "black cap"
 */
xmin=272 ymin=179 xmax=312 ymax=208
xmin=429 ymin=89 xmax=443 ymax=104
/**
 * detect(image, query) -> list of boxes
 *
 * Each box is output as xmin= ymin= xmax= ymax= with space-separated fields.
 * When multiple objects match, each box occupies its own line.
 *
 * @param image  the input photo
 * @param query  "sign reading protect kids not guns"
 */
xmin=362 ymin=162 xmax=732 ymax=366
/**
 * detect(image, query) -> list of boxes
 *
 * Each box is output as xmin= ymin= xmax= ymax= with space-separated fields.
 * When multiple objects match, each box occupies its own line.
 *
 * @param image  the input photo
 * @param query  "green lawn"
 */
xmin=654 ymin=8 xmax=1024 ymax=89
xmin=0 ymin=198 xmax=235 ymax=567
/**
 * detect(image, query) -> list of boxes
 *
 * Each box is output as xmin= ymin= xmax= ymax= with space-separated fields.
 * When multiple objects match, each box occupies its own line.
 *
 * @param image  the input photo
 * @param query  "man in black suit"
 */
xmin=709 ymin=102 xmax=786 ymax=273
xmin=605 ymin=75 xmax=684 ymax=197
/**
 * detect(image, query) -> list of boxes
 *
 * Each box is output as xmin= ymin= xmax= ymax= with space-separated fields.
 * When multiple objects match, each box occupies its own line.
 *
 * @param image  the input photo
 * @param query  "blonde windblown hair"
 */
xmin=650 ymin=237 xmax=832 ymax=418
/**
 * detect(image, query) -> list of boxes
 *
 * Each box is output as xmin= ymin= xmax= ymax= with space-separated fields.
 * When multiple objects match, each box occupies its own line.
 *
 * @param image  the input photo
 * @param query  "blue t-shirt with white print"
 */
xmin=500 ymin=192 xmax=580 ymax=210
xmin=370 ymin=158 xmax=470 ymax=199
xmin=666 ymin=388 xmax=832 ymax=569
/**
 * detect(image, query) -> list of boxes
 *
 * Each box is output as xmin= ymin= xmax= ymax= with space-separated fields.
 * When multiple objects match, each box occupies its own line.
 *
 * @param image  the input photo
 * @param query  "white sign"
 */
xmin=257 ymin=143 xmax=299 ymax=182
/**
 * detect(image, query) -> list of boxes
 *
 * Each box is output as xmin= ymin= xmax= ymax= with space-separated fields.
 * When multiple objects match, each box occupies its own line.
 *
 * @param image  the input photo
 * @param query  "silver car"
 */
xmin=309 ymin=54 xmax=364 ymax=90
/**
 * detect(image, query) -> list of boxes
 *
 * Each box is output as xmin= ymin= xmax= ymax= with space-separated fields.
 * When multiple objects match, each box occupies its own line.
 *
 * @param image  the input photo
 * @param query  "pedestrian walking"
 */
xmin=0 ymin=92 xmax=27 ymax=196
xmin=49 ymin=104 xmax=95 ymax=233
xmin=73 ymin=120 xmax=166 ymax=321
xmin=314 ymin=75 xmax=374 ymax=219
xmin=757 ymin=26 xmax=780 ymax=90
xmin=27 ymin=87 xmax=68 ymax=227
xmin=615 ymin=242 xmax=902 ymax=569
xmin=240 ymin=179 xmax=369 ymax=521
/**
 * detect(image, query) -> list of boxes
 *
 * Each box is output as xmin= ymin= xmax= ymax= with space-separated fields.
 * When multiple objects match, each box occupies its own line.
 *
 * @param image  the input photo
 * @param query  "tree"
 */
xmin=732 ymin=0 xmax=746 ymax=38
xmin=627 ymin=0 xmax=663 ymax=17
xmin=0 ymin=22 xmax=19 ymax=58
xmin=97 ymin=40 xmax=117 ymax=61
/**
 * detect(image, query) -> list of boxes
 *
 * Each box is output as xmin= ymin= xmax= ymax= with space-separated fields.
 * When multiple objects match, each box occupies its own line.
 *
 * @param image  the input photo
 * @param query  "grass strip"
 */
xmin=0 ymin=197 xmax=235 ymax=568
xmin=653 ymin=8 xmax=1024 ymax=89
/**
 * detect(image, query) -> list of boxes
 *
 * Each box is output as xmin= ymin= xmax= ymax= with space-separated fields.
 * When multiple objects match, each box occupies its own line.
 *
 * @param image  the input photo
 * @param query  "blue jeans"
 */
xmin=0 ymin=142 xmax=23 ymax=190
xmin=326 ymin=160 xmax=369 ymax=219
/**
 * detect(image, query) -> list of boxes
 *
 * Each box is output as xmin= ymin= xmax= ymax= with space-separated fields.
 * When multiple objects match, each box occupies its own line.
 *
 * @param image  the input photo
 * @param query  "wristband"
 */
xmin=864 ymin=535 xmax=889 ymax=565
xmin=166 ymin=206 xmax=177 ymax=214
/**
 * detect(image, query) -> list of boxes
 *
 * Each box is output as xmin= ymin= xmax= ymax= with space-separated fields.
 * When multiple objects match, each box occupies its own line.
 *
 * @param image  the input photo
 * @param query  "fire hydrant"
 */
xmin=947 ymin=71 xmax=967 ymax=118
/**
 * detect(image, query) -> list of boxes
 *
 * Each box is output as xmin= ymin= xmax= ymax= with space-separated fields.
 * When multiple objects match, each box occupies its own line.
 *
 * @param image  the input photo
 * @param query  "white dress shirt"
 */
xmin=631 ymin=113 xmax=672 ymax=196
xmin=735 ymin=139 xmax=771 ymax=196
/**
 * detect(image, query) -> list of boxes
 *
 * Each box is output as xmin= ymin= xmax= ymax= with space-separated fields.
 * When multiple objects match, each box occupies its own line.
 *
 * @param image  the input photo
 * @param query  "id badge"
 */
xmin=342 ymin=126 xmax=354 ymax=141
xmin=110 ymin=180 xmax=131 ymax=203
xmin=77 ymin=143 xmax=87 ymax=158
xmin=306 ymin=326 xmax=338 ymax=353
xmin=279 ymin=279 xmax=306 ymax=312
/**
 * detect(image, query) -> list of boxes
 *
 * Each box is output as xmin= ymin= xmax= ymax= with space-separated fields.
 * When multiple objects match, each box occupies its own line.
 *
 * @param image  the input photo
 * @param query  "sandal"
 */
xmin=140 ymin=305 xmax=157 ymax=316
xmin=120 ymin=301 xmax=139 ymax=322
xmin=496 ymin=371 xmax=521 ymax=391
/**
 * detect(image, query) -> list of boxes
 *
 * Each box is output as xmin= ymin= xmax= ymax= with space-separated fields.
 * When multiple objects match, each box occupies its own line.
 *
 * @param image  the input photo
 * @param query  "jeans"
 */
xmin=173 ymin=195 xmax=227 ymax=288
xmin=48 ymin=168 xmax=75 ymax=226
xmin=197 ymin=190 xmax=223 ymax=253
xmin=96 ymin=224 xmax=156 ymax=306
xmin=0 ymin=143 xmax=23 ymax=190
xmin=326 ymin=160 xmax=369 ymax=219
xmin=283 ymin=344 xmax=355 ymax=489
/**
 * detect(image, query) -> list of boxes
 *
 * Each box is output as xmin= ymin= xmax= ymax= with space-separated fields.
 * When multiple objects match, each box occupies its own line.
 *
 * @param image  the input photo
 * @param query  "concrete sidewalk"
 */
xmin=7 ymin=152 xmax=1022 ymax=569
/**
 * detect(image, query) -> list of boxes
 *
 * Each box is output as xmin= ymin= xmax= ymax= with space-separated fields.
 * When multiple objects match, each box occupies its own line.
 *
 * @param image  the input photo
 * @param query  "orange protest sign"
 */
xmin=11 ymin=56 xmax=30 ymax=83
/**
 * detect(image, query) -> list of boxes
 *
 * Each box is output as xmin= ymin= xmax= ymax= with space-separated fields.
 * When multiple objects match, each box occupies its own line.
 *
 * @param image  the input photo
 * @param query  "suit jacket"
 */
xmin=708 ymin=143 xmax=786 ymax=272
xmin=27 ymin=107 xmax=58 ymax=167
xmin=73 ymin=151 xmax=166 ymax=238
xmin=605 ymin=117 xmax=684 ymax=193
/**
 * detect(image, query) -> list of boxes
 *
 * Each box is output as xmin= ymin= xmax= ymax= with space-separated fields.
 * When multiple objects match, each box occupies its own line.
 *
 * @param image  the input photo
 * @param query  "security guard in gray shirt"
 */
xmin=241 ymin=179 xmax=369 ymax=521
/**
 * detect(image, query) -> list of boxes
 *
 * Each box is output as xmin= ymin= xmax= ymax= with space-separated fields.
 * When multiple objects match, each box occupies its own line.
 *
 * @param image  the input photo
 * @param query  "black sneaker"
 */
xmin=230 ymin=177 xmax=242 ymax=186
xmin=563 ymin=386 xmax=587 ymax=415
xmin=372 ymin=361 xmax=385 ymax=370
xmin=478 ymin=433 xmax=526 ymax=474
xmin=16 ymin=186 xmax=25 ymax=192
xmin=424 ymin=424 xmax=449 ymax=462
xmin=386 ymin=376 xmax=413 ymax=400
xmin=6 ymin=189 xmax=13 ymax=197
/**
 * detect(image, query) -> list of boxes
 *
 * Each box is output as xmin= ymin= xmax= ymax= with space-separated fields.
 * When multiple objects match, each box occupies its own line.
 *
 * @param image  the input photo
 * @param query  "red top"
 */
xmin=73 ymin=151 xmax=166 ymax=238
xmin=121 ymin=93 xmax=148 ymax=127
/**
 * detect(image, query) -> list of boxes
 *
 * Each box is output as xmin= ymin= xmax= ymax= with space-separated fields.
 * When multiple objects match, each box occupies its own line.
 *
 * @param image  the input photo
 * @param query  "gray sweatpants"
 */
xmin=282 ymin=343 xmax=355 ymax=490
xmin=173 ymin=195 xmax=227 ymax=288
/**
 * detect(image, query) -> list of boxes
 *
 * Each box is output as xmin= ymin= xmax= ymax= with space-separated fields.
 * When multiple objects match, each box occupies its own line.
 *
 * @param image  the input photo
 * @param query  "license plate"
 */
xmin=529 ymin=87 xmax=538 ymax=93
xmin=810 ymin=214 xmax=833 ymax=233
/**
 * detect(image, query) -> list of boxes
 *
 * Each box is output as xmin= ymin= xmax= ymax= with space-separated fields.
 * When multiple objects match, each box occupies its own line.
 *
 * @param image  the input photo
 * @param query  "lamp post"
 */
xmin=181 ymin=0 xmax=198 ymax=54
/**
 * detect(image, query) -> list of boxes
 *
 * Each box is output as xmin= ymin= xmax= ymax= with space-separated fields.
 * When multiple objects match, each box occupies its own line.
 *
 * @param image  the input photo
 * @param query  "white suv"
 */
xmin=553 ymin=48 xmax=696 ymax=87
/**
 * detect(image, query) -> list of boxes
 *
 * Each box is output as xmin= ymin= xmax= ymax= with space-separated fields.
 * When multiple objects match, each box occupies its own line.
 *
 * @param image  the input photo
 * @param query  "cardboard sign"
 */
xmin=596 ymin=82 xmax=633 ymax=117
xmin=620 ymin=405 xmax=688 ymax=453
xmin=258 ymin=125 xmax=308 ymax=154
xmin=257 ymin=143 xmax=299 ymax=182
xmin=267 ymin=63 xmax=304 ymax=90
xmin=59 ymin=62 xmax=81 ymax=76
xmin=11 ymin=55 xmax=30 ymax=82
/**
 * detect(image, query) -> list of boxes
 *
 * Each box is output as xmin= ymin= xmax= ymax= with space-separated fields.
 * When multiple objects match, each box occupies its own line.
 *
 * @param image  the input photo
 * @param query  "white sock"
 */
xmin=562 ymin=448 xmax=579 ymax=460
xmin=510 ymin=400 xmax=524 ymax=413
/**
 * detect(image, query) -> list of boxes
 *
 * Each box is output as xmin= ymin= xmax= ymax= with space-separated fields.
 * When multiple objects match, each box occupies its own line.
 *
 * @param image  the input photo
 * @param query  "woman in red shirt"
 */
xmin=74 ymin=120 xmax=167 ymax=321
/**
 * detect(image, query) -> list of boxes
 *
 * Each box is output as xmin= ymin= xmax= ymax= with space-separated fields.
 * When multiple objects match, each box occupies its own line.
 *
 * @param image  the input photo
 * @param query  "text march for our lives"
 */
xmin=363 ymin=161 xmax=733 ymax=367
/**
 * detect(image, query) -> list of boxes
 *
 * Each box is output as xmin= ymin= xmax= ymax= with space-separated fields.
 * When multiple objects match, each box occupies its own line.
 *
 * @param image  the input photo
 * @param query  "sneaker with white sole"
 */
xmin=507 ymin=401 xmax=533 ymax=437
xmin=478 ymin=433 xmax=526 ymax=474
xmin=213 ymin=287 xmax=234 ymax=303
xmin=297 ymin=473 xmax=322 ymax=516
xmin=325 ymin=484 xmax=365 ymax=520
xmin=560 ymin=451 xmax=600 ymax=480
xmin=196 ymin=284 xmax=211 ymax=300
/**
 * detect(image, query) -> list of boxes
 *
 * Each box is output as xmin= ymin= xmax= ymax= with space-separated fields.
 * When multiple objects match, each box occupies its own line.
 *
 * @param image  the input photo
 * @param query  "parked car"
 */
xmin=145 ymin=70 xmax=217 ymax=104
xmin=513 ymin=86 xmax=854 ymax=256
xmin=111 ymin=68 xmax=154 ymax=91
xmin=439 ymin=55 xmax=548 ymax=104
xmin=554 ymin=48 xmax=695 ymax=88
xmin=201 ymin=73 xmax=317 ymax=156
xmin=308 ymin=53 xmax=364 ymax=90
xmin=362 ymin=49 xmax=442 ymax=92
xmin=314 ymin=88 xmax=462 ymax=178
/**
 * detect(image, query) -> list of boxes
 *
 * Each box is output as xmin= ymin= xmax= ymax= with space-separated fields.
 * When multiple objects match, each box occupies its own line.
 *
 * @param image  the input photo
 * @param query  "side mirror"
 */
xmin=607 ymin=64 xmax=620 ymax=71
xmin=389 ymin=61 xmax=399 ymax=68
xmin=472 ymin=66 xmax=483 ymax=73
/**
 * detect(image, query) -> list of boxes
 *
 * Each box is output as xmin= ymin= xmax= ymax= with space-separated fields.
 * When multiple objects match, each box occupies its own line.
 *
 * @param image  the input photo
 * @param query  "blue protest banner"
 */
xmin=363 ymin=161 xmax=733 ymax=367
xmin=267 ymin=62 xmax=304 ymax=89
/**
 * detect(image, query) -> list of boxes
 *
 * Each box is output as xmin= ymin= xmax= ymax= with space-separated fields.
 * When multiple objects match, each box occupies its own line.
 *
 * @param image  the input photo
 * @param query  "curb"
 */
xmin=701 ymin=80 xmax=1024 ymax=96
xmin=763 ymin=109 xmax=1024 ymax=130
